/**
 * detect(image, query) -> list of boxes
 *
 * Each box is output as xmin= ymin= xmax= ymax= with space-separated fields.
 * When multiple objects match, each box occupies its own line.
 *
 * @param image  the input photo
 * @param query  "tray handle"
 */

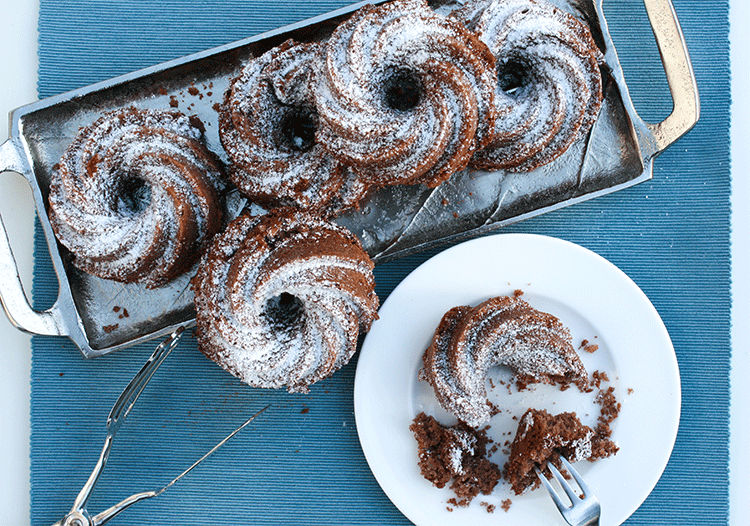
xmin=641 ymin=0 xmax=700 ymax=153
xmin=0 ymin=139 xmax=68 ymax=337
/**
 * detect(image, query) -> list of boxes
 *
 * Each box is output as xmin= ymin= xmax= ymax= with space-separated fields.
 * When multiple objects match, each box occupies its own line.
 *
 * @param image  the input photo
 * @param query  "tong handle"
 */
xmin=69 ymin=329 xmax=184 ymax=516
xmin=89 ymin=405 xmax=269 ymax=526
xmin=106 ymin=327 xmax=184 ymax=434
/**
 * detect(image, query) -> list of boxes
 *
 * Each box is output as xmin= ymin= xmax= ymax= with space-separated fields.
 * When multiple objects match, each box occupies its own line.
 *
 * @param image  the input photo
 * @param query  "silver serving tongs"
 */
xmin=52 ymin=327 xmax=269 ymax=526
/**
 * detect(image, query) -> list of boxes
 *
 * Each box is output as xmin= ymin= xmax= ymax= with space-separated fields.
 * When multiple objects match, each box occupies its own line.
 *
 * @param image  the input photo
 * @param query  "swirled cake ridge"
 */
xmin=315 ymin=0 xmax=497 ymax=187
xmin=48 ymin=107 xmax=224 ymax=288
xmin=192 ymin=207 xmax=379 ymax=393
xmin=420 ymin=294 xmax=588 ymax=428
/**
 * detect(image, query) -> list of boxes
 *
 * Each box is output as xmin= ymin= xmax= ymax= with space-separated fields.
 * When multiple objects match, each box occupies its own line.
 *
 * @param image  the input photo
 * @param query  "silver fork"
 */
xmin=534 ymin=455 xmax=601 ymax=526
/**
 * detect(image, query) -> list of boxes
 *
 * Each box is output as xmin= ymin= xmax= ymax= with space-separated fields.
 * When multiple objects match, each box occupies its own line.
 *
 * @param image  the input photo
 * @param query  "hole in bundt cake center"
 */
xmin=264 ymin=292 xmax=306 ymax=333
xmin=279 ymin=108 xmax=318 ymax=152
xmin=117 ymin=176 xmax=152 ymax=215
xmin=383 ymin=69 xmax=423 ymax=112
xmin=497 ymin=59 xmax=530 ymax=97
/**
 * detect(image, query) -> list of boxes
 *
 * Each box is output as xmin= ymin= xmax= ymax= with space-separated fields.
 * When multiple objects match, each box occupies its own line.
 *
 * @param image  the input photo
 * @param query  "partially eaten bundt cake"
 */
xmin=420 ymin=294 xmax=588 ymax=427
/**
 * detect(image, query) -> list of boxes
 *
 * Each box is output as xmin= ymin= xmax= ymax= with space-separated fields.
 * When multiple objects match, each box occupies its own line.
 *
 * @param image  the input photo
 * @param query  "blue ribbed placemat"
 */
xmin=29 ymin=1 xmax=730 ymax=525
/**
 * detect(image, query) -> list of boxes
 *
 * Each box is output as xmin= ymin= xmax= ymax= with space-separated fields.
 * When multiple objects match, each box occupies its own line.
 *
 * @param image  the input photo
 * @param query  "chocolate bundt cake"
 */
xmin=504 ymin=408 xmax=618 ymax=495
xmin=48 ymin=107 xmax=224 ymax=288
xmin=315 ymin=0 xmax=497 ymax=187
xmin=420 ymin=294 xmax=588 ymax=427
xmin=219 ymin=39 xmax=367 ymax=215
xmin=191 ymin=207 xmax=379 ymax=393
xmin=410 ymin=411 xmax=502 ymax=505
xmin=454 ymin=0 xmax=604 ymax=172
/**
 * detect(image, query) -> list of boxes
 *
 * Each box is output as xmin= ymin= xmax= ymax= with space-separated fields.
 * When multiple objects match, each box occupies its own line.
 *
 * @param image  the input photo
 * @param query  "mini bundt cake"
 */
xmin=315 ymin=0 xmax=497 ymax=188
xmin=504 ymin=408 xmax=618 ymax=495
xmin=453 ymin=0 xmax=604 ymax=172
xmin=48 ymin=107 xmax=224 ymax=288
xmin=420 ymin=294 xmax=588 ymax=428
xmin=191 ymin=207 xmax=379 ymax=393
xmin=219 ymin=39 xmax=366 ymax=215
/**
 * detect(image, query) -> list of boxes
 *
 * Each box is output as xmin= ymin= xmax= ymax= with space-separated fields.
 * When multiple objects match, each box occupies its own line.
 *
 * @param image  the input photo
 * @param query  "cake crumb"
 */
xmin=188 ymin=115 xmax=206 ymax=134
xmin=579 ymin=339 xmax=599 ymax=353
xmin=480 ymin=501 xmax=496 ymax=513
xmin=590 ymin=370 xmax=610 ymax=388
xmin=501 ymin=499 xmax=512 ymax=512
xmin=103 ymin=324 xmax=119 ymax=333
xmin=112 ymin=305 xmax=131 ymax=320
xmin=595 ymin=386 xmax=620 ymax=427
xmin=410 ymin=412 xmax=501 ymax=507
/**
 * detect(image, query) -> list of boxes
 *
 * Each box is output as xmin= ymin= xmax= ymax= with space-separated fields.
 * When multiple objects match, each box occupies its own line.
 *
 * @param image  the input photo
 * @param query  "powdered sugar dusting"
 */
xmin=192 ymin=208 xmax=379 ymax=393
xmin=421 ymin=294 xmax=588 ymax=427
xmin=315 ymin=0 xmax=497 ymax=187
xmin=48 ymin=107 xmax=223 ymax=288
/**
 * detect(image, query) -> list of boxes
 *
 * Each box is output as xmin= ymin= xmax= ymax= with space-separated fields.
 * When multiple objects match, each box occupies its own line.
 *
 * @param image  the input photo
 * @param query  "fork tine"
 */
xmin=559 ymin=455 xmax=593 ymax=499
xmin=536 ymin=456 xmax=601 ymax=526
xmin=547 ymin=461 xmax=581 ymax=504
xmin=534 ymin=465 xmax=569 ymax=511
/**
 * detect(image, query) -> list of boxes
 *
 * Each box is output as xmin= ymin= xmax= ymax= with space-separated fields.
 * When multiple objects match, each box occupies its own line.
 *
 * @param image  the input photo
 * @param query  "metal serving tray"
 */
xmin=0 ymin=0 xmax=698 ymax=358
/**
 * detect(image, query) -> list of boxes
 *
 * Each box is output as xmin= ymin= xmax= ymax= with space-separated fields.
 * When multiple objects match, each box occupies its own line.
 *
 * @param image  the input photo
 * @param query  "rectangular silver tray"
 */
xmin=0 ymin=0 xmax=698 ymax=357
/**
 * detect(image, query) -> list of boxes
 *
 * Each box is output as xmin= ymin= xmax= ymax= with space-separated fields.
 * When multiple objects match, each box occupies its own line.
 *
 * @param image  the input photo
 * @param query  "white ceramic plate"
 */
xmin=354 ymin=233 xmax=680 ymax=526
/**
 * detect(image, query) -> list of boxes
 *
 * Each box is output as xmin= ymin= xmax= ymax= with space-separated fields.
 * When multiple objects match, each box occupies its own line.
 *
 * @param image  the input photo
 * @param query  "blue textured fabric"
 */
xmin=30 ymin=1 xmax=730 ymax=525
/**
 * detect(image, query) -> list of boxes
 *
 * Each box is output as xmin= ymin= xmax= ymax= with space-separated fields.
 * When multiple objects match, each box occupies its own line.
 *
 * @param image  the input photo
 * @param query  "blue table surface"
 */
xmin=25 ymin=1 xmax=732 ymax=525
